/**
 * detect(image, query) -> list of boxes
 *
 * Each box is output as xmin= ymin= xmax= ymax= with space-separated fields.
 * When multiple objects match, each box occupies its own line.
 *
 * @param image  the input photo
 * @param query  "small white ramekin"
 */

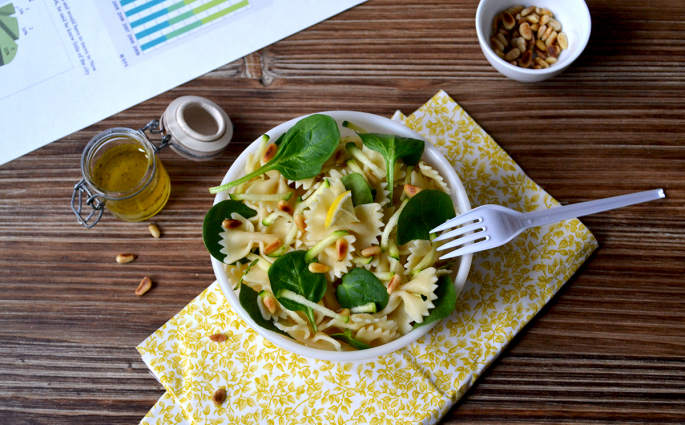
xmin=211 ymin=111 xmax=472 ymax=362
xmin=476 ymin=0 xmax=592 ymax=82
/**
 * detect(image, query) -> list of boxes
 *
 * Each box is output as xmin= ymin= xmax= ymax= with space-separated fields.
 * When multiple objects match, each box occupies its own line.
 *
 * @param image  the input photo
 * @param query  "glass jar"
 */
xmin=72 ymin=128 xmax=171 ymax=227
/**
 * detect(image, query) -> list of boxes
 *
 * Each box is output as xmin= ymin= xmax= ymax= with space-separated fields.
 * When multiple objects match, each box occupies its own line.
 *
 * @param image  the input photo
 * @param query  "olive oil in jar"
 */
xmin=92 ymin=144 xmax=149 ymax=192
xmin=84 ymin=131 xmax=171 ymax=222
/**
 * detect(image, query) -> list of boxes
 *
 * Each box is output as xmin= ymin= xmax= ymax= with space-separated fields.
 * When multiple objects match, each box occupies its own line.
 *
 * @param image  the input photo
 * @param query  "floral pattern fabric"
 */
xmin=138 ymin=90 xmax=598 ymax=425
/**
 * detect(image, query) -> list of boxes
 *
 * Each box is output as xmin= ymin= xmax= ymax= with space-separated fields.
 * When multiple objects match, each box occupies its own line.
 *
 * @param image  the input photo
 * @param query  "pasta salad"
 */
xmin=203 ymin=114 xmax=459 ymax=351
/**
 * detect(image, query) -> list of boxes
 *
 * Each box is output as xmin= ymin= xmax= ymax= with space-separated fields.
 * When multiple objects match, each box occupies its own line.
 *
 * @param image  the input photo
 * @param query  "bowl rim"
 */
xmin=211 ymin=111 xmax=472 ymax=362
xmin=475 ymin=0 xmax=592 ymax=75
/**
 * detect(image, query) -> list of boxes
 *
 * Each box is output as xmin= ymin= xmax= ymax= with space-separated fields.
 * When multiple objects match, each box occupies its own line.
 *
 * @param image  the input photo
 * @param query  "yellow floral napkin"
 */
xmin=138 ymin=90 xmax=597 ymax=425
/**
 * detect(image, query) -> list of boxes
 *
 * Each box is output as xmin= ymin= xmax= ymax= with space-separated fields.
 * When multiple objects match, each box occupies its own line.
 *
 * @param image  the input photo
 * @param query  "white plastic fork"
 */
xmin=432 ymin=189 xmax=666 ymax=260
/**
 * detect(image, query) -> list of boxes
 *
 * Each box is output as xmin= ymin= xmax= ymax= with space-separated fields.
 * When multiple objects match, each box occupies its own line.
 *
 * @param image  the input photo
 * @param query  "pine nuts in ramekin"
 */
xmin=491 ymin=5 xmax=567 ymax=70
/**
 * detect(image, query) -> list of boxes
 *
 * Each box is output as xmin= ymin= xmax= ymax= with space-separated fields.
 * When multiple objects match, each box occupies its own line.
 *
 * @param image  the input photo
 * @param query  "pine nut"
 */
xmin=506 ymin=5 xmax=524 ymax=15
xmin=534 ymin=57 xmax=550 ymax=68
xmin=116 ymin=254 xmax=136 ymax=264
xmin=262 ymin=295 xmax=277 ymax=314
xmin=557 ymin=32 xmax=568 ymax=50
xmin=548 ymin=18 xmax=561 ymax=32
xmin=209 ymin=333 xmax=227 ymax=343
xmin=540 ymin=14 xmax=550 ymax=26
xmin=222 ymin=219 xmax=242 ymax=229
xmin=263 ymin=238 xmax=283 ymax=255
xmin=512 ymin=30 xmax=520 ymax=38
xmin=135 ymin=277 xmax=152 ymax=296
xmin=387 ymin=274 xmax=401 ymax=295
xmin=494 ymin=49 xmax=505 ymax=59
xmin=545 ymin=56 xmax=558 ymax=64
xmin=404 ymin=184 xmax=422 ymax=197
xmin=520 ymin=6 xmax=535 ymax=17
xmin=361 ymin=246 xmax=381 ymax=257
xmin=541 ymin=26 xmax=553 ymax=41
xmin=546 ymin=45 xmax=559 ymax=58
xmin=338 ymin=308 xmax=351 ymax=316
xmin=499 ymin=28 xmax=510 ymax=36
xmin=278 ymin=200 xmax=294 ymax=215
xmin=505 ymin=48 xmax=521 ymax=61
xmin=502 ymin=11 xmax=516 ymax=30
xmin=508 ymin=60 xmax=517 ymax=66
xmin=555 ymin=45 xmax=562 ymax=56
xmin=294 ymin=214 xmax=306 ymax=232
xmin=540 ymin=8 xmax=553 ymax=17
xmin=535 ymin=48 xmax=548 ymax=59
xmin=537 ymin=24 xmax=547 ymax=39
xmin=491 ymin=37 xmax=505 ymax=52
xmin=492 ymin=15 xmax=500 ymax=33
xmin=496 ymin=33 xmax=508 ymax=46
xmin=526 ymin=14 xmax=539 ymax=24
xmin=308 ymin=263 xmax=331 ymax=274
xmin=510 ymin=37 xmax=518 ymax=48
xmin=535 ymin=7 xmax=542 ymax=15
xmin=536 ymin=39 xmax=547 ymax=51
xmin=515 ymin=13 xmax=521 ymax=21
xmin=546 ymin=31 xmax=558 ymax=47
xmin=336 ymin=238 xmax=348 ymax=261
xmin=148 ymin=223 xmax=161 ymax=238
xmin=519 ymin=23 xmax=532 ymax=40
xmin=517 ymin=37 xmax=527 ymax=52
xmin=212 ymin=388 xmax=226 ymax=406
xmin=533 ymin=65 xmax=542 ymax=69
xmin=262 ymin=144 xmax=278 ymax=163
xmin=519 ymin=50 xmax=533 ymax=68
xmin=530 ymin=23 xmax=540 ymax=32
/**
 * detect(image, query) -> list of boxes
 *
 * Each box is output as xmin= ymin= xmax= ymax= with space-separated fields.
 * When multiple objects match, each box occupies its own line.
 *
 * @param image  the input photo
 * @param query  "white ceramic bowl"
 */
xmin=212 ymin=111 xmax=473 ymax=362
xmin=476 ymin=0 xmax=591 ymax=82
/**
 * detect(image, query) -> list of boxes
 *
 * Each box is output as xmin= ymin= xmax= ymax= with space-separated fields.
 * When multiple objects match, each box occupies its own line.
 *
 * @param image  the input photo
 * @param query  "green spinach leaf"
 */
xmin=413 ymin=275 xmax=457 ymax=329
xmin=210 ymin=115 xmax=340 ymax=193
xmin=397 ymin=190 xmax=456 ymax=245
xmin=202 ymin=200 xmax=258 ymax=262
xmin=269 ymin=250 xmax=327 ymax=332
xmin=239 ymin=285 xmax=291 ymax=337
xmin=331 ymin=329 xmax=371 ymax=350
xmin=336 ymin=268 xmax=389 ymax=310
xmin=341 ymin=172 xmax=374 ymax=206
xmin=356 ymin=132 xmax=424 ymax=201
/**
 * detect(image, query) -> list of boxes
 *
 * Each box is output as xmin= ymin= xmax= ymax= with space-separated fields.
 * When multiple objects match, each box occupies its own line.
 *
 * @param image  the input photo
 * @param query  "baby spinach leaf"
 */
xmin=356 ymin=132 xmax=424 ymax=201
xmin=413 ymin=275 xmax=457 ymax=329
xmin=269 ymin=250 xmax=327 ymax=332
xmin=331 ymin=329 xmax=371 ymax=350
xmin=210 ymin=114 xmax=340 ymax=193
xmin=202 ymin=200 xmax=258 ymax=262
xmin=239 ymin=285 xmax=291 ymax=338
xmin=336 ymin=268 xmax=389 ymax=310
xmin=397 ymin=190 xmax=456 ymax=245
xmin=341 ymin=173 xmax=374 ymax=206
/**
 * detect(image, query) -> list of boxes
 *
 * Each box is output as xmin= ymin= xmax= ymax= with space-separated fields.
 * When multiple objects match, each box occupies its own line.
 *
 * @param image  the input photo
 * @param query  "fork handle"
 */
xmin=521 ymin=189 xmax=666 ymax=229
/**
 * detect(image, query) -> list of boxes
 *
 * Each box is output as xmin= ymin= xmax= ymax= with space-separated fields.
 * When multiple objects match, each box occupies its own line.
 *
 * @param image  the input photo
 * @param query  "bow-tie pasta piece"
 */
xmin=404 ymin=240 xmax=433 ymax=275
xmin=219 ymin=213 xmax=279 ymax=265
xmin=242 ymin=170 xmax=291 ymax=213
xmin=417 ymin=160 xmax=451 ymax=194
xmin=304 ymin=178 xmax=384 ymax=250
xmin=274 ymin=321 xmax=343 ymax=351
xmin=394 ymin=267 xmax=439 ymax=324
xmin=355 ymin=324 xmax=400 ymax=346
xmin=316 ymin=234 xmax=357 ymax=281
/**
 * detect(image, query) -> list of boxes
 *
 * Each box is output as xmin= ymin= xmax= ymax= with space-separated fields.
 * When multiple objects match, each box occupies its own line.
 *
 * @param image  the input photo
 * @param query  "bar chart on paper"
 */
xmin=120 ymin=0 xmax=251 ymax=53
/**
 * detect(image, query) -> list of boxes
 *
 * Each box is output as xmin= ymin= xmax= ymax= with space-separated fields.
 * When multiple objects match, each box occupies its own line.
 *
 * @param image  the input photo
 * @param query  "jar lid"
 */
xmin=162 ymin=96 xmax=232 ymax=161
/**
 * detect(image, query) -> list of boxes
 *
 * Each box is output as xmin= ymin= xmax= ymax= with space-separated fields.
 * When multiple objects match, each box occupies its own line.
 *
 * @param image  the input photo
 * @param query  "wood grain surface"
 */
xmin=1 ymin=0 xmax=684 ymax=423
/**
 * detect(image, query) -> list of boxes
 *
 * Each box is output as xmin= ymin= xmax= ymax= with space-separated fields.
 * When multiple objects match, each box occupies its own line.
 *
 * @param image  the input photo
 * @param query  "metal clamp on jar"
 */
xmin=71 ymin=96 xmax=232 ymax=228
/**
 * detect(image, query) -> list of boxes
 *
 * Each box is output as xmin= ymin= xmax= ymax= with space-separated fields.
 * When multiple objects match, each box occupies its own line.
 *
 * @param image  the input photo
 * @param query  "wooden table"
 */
xmin=1 ymin=0 xmax=684 ymax=423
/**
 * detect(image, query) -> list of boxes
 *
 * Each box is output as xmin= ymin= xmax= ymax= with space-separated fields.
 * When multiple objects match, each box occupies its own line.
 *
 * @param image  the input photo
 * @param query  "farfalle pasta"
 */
xmin=204 ymin=114 xmax=461 ymax=351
